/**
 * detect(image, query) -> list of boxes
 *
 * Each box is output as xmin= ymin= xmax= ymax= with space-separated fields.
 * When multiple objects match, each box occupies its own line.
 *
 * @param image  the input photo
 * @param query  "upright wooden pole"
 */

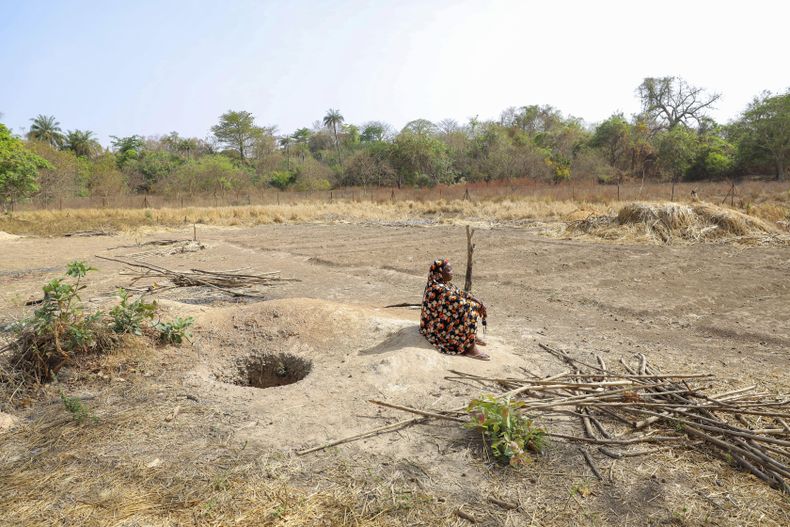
xmin=464 ymin=225 xmax=475 ymax=293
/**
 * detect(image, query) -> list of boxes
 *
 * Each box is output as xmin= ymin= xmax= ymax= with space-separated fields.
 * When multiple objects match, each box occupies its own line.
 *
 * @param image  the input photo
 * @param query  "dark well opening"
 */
xmin=234 ymin=352 xmax=312 ymax=388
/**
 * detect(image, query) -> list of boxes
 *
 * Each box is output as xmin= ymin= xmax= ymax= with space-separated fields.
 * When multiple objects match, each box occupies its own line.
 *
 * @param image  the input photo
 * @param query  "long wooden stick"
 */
xmin=368 ymin=400 xmax=467 ymax=422
xmin=546 ymin=433 xmax=680 ymax=445
xmin=579 ymin=448 xmax=604 ymax=480
xmin=463 ymin=225 xmax=475 ymax=293
xmin=296 ymin=416 xmax=429 ymax=455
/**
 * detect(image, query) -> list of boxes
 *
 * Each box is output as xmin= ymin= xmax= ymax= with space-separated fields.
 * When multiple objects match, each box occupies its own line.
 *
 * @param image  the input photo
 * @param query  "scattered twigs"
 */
xmin=95 ymin=255 xmax=297 ymax=297
xmin=530 ymin=343 xmax=789 ymax=493
xmin=303 ymin=340 xmax=788 ymax=495
xmin=368 ymin=400 xmax=466 ymax=423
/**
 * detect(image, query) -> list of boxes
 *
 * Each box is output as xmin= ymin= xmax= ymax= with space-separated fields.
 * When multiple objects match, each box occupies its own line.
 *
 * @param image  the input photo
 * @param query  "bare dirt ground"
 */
xmin=1 ymin=222 xmax=788 ymax=526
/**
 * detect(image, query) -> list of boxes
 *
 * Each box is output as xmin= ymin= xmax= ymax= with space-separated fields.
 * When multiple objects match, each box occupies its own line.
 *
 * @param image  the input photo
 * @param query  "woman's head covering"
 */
xmin=428 ymin=258 xmax=450 ymax=283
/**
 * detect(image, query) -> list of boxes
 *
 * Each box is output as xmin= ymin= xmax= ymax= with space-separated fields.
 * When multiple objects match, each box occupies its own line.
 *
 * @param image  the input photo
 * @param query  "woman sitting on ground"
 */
xmin=419 ymin=258 xmax=489 ymax=360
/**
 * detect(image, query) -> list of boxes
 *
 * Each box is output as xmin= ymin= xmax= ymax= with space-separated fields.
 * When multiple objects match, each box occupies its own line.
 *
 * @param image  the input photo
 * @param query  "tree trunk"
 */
xmin=777 ymin=156 xmax=785 ymax=182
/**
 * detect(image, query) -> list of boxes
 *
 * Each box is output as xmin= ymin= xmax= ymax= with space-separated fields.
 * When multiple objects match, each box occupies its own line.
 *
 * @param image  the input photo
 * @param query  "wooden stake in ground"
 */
xmin=464 ymin=225 xmax=475 ymax=292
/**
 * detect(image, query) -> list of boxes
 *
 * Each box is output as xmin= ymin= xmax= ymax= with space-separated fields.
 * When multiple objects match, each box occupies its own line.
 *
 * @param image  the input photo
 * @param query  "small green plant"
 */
xmin=60 ymin=391 xmax=95 ymax=423
xmin=155 ymin=317 xmax=194 ymax=344
xmin=15 ymin=260 xmax=105 ymax=381
xmin=109 ymin=289 xmax=157 ymax=335
xmin=466 ymin=395 xmax=546 ymax=466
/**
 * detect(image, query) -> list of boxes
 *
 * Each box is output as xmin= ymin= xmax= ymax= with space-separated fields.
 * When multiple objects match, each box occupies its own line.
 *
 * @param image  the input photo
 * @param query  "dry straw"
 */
xmin=568 ymin=201 xmax=789 ymax=245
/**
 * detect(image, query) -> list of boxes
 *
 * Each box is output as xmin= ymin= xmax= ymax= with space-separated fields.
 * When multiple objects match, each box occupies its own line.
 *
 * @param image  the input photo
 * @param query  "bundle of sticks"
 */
xmin=297 ymin=342 xmax=789 ymax=493
xmin=95 ymin=255 xmax=298 ymax=298
xmin=446 ymin=343 xmax=790 ymax=492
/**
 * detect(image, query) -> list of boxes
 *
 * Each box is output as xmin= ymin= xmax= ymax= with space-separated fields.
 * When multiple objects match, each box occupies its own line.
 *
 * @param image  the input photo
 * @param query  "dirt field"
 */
xmin=1 ymin=220 xmax=788 ymax=526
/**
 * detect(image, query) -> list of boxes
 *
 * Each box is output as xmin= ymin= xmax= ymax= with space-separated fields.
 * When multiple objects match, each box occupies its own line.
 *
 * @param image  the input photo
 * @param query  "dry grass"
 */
xmin=567 ymin=201 xmax=790 ymax=245
xmin=0 ymin=383 xmax=450 ymax=527
xmin=4 ymin=182 xmax=788 ymax=239
xmin=0 ymin=198 xmax=605 ymax=237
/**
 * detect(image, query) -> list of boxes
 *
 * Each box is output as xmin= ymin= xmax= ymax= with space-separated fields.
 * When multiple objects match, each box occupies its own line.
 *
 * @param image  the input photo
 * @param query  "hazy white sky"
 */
xmin=1 ymin=0 xmax=787 ymax=144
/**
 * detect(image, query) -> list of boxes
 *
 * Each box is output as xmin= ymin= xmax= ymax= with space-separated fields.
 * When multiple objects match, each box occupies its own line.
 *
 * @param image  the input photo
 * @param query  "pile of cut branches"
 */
xmin=448 ymin=343 xmax=790 ymax=492
xmin=96 ymin=255 xmax=298 ymax=298
xmin=297 ymin=342 xmax=789 ymax=493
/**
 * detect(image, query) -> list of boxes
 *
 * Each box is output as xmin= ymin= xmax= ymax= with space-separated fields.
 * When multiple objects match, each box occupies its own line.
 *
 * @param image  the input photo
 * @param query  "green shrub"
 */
xmin=13 ymin=261 xmax=108 ymax=381
xmin=8 ymin=261 xmax=188 ymax=384
xmin=155 ymin=317 xmax=194 ymax=345
xmin=109 ymin=289 xmax=157 ymax=335
xmin=466 ymin=395 xmax=546 ymax=466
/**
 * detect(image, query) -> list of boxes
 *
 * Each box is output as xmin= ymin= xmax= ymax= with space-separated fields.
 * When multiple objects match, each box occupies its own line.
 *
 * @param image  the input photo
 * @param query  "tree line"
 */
xmin=1 ymin=77 xmax=788 ymax=209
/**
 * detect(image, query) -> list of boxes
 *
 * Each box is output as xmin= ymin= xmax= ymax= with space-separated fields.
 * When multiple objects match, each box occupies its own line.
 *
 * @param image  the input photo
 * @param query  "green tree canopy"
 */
xmin=111 ymin=135 xmax=146 ymax=167
xmin=734 ymin=91 xmax=790 ymax=180
xmin=391 ymin=131 xmax=452 ymax=187
xmin=655 ymin=127 xmax=699 ymax=182
xmin=0 ymin=123 xmax=51 ymax=207
xmin=211 ymin=110 xmax=263 ymax=162
xmin=591 ymin=113 xmax=631 ymax=167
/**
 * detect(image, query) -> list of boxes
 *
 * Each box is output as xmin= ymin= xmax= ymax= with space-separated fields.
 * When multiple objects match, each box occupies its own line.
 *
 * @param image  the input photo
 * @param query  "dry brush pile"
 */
xmin=302 ymin=343 xmax=790 ymax=496
xmin=567 ymin=202 xmax=790 ymax=244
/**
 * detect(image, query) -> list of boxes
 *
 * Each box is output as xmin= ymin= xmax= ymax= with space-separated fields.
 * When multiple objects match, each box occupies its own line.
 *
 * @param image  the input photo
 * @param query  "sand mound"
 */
xmin=185 ymin=298 xmax=529 ymax=450
xmin=568 ymin=202 xmax=786 ymax=244
xmin=0 ymin=231 xmax=20 ymax=240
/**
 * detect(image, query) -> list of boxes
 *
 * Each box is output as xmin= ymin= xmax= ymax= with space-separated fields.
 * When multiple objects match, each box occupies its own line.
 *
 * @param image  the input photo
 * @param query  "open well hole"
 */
xmin=234 ymin=352 xmax=312 ymax=388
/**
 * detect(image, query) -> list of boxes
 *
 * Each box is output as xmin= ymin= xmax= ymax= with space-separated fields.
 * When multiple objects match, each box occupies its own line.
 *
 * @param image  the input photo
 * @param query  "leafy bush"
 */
xmin=466 ymin=395 xmax=546 ymax=466
xmin=155 ymin=317 xmax=194 ymax=345
xmin=6 ymin=261 xmax=187 ymax=384
xmin=109 ymin=288 xmax=157 ymax=335
xmin=269 ymin=170 xmax=296 ymax=190
xmin=12 ymin=261 xmax=110 ymax=381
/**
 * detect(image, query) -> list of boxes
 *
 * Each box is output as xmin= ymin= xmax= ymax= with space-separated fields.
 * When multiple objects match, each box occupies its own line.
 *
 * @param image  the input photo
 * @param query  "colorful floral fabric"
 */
xmin=419 ymin=258 xmax=481 ymax=355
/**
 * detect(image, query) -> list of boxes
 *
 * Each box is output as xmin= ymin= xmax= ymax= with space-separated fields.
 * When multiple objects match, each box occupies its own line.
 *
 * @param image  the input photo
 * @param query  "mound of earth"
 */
xmin=0 ymin=231 xmax=20 ymax=241
xmin=183 ymin=297 xmax=531 ymax=451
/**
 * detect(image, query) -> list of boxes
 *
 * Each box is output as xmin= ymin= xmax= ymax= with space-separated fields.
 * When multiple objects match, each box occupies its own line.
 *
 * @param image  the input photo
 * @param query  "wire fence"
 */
xmin=14 ymin=179 xmax=790 ymax=211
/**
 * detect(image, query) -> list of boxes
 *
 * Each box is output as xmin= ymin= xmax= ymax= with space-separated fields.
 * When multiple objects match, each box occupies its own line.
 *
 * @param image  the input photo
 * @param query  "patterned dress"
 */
xmin=419 ymin=258 xmax=482 ymax=355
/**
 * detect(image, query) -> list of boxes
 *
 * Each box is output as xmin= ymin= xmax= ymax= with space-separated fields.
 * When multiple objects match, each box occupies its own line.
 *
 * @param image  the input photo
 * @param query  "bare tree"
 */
xmin=637 ymin=77 xmax=720 ymax=130
xmin=437 ymin=118 xmax=460 ymax=135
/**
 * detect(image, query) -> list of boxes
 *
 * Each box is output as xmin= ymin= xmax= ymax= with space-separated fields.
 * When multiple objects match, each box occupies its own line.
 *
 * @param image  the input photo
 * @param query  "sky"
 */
xmin=1 ymin=0 xmax=788 ymax=145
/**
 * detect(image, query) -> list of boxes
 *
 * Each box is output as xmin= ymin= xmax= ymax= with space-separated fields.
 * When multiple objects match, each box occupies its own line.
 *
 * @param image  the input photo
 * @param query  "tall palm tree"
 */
xmin=64 ymin=129 xmax=100 ymax=158
xmin=28 ymin=114 xmax=64 ymax=148
xmin=323 ymin=109 xmax=344 ymax=149
xmin=323 ymin=109 xmax=344 ymax=166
